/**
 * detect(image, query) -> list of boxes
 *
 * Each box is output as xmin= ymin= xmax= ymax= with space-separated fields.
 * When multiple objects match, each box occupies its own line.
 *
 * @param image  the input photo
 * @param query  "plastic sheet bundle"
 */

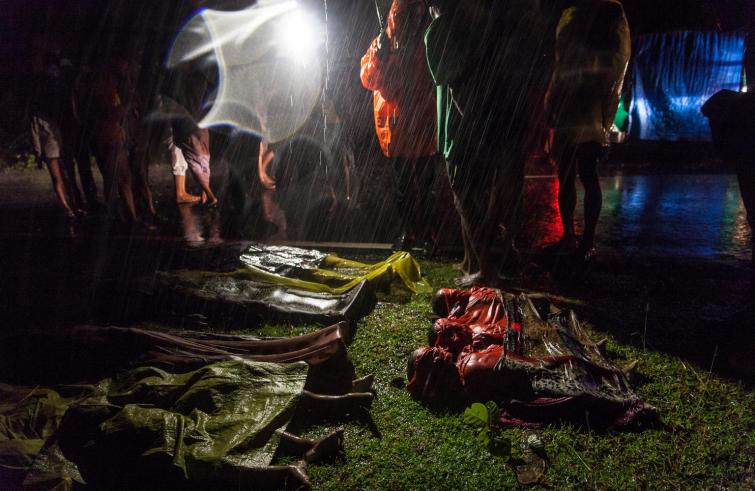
xmin=135 ymin=245 xmax=429 ymax=328
xmin=407 ymin=287 xmax=657 ymax=428
xmin=1 ymin=360 xmax=308 ymax=489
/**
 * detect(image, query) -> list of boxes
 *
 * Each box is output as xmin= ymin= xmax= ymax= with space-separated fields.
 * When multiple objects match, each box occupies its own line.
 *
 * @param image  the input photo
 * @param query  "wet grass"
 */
xmin=260 ymin=261 xmax=754 ymax=490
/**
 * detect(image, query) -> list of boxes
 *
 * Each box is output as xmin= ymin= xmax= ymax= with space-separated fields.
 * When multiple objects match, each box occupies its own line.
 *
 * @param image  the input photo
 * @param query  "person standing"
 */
xmin=702 ymin=90 xmax=755 ymax=268
xmin=91 ymin=54 xmax=139 ymax=224
xmin=61 ymin=59 xmax=100 ymax=210
xmin=424 ymin=0 xmax=547 ymax=285
xmin=545 ymin=0 xmax=631 ymax=257
xmin=361 ymin=0 xmax=438 ymax=251
xmin=701 ymin=50 xmax=755 ymax=377
xmin=30 ymin=53 xmax=85 ymax=219
xmin=165 ymin=60 xmax=218 ymax=207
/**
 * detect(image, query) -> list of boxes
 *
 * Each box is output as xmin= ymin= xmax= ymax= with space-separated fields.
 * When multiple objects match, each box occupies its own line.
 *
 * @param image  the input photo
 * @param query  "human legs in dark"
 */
xmin=449 ymin=156 xmax=503 ymax=284
xmin=577 ymin=143 xmax=604 ymax=250
xmin=556 ymin=142 xmax=604 ymax=251
xmin=392 ymin=155 xmax=436 ymax=249
xmin=491 ymin=153 xmax=525 ymax=274
xmin=96 ymin=145 xmax=137 ymax=223
xmin=277 ymin=429 xmax=345 ymax=463
xmin=45 ymin=158 xmax=77 ymax=217
xmin=70 ymin=126 xmax=99 ymax=208
xmin=129 ymin=137 xmax=156 ymax=216
xmin=556 ymin=145 xmax=579 ymax=250
xmin=177 ymin=128 xmax=217 ymax=206
xmin=458 ymin=225 xmax=479 ymax=276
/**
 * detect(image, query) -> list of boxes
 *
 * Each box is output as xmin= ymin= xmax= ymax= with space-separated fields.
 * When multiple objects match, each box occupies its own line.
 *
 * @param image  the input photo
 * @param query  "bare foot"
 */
xmin=454 ymin=271 xmax=497 ymax=288
xmin=176 ymin=193 xmax=201 ymax=204
xmin=452 ymin=260 xmax=470 ymax=273
xmin=305 ymin=428 xmax=345 ymax=463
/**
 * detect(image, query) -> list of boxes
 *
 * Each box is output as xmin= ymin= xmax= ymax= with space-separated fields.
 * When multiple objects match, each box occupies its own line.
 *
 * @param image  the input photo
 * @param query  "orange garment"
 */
xmin=360 ymin=0 xmax=436 ymax=158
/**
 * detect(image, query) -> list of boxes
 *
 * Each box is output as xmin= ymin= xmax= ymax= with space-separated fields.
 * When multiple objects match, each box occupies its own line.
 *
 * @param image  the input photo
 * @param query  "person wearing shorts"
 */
xmin=31 ymin=57 xmax=85 ymax=218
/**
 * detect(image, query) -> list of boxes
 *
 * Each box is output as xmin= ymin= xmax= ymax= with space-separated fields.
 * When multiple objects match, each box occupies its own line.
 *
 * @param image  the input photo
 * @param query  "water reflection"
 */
xmin=524 ymin=174 xmax=751 ymax=260
xmin=176 ymin=203 xmax=222 ymax=247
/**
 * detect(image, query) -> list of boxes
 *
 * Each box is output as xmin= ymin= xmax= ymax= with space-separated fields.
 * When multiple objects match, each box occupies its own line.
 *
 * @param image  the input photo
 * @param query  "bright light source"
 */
xmin=166 ymin=0 xmax=324 ymax=142
xmin=277 ymin=10 xmax=320 ymax=63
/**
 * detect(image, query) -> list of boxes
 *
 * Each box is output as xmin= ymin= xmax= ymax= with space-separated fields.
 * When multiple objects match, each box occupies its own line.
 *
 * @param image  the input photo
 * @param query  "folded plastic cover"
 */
xmin=0 ymin=323 xmax=350 ymax=386
xmin=235 ymin=245 xmax=431 ymax=297
xmin=132 ymin=273 xmax=376 ymax=327
xmin=2 ymin=360 xmax=308 ymax=489
xmin=408 ymin=288 xmax=657 ymax=428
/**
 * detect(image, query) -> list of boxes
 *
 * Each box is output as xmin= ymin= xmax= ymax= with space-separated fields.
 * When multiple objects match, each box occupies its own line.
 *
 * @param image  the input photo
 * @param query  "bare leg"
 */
xmin=45 ymin=158 xmax=75 ymax=217
xmin=180 ymin=129 xmax=218 ymax=206
xmin=174 ymin=175 xmax=200 ymax=204
xmin=278 ymin=429 xmax=344 ymax=463
xmin=97 ymin=153 xmax=118 ymax=216
xmin=578 ymin=146 xmax=602 ymax=250
xmin=131 ymin=150 xmax=156 ymax=216
xmin=453 ymin=190 xmax=497 ymax=286
xmin=462 ymin=226 xmax=481 ymax=274
xmin=556 ymin=147 xmax=578 ymax=247
xmin=59 ymin=157 xmax=84 ymax=212
xmin=75 ymin=151 xmax=99 ymax=208
xmin=170 ymin=139 xmax=200 ymax=204
xmin=114 ymin=150 xmax=138 ymax=223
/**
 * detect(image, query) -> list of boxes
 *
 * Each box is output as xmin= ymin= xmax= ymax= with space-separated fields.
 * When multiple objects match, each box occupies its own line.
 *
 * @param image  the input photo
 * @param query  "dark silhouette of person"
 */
xmin=545 ymin=0 xmax=630 ymax=257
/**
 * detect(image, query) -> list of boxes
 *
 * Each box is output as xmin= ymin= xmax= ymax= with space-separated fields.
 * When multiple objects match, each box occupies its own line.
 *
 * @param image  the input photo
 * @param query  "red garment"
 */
xmin=360 ymin=0 xmax=436 ymax=158
xmin=431 ymin=287 xmax=509 ymax=355
xmin=408 ymin=288 xmax=658 ymax=429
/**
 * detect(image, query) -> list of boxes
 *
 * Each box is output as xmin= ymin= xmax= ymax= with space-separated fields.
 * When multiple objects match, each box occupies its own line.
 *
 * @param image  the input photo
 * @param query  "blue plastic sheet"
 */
xmin=629 ymin=31 xmax=745 ymax=141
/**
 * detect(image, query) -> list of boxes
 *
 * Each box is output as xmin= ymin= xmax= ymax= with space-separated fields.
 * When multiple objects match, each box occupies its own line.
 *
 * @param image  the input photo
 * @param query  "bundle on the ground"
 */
xmin=235 ymin=244 xmax=430 ymax=297
xmin=136 ymin=245 xmax=429 ymax=327
xmin=0 ymin=323 xmax=354 ymax=392
xmin=407 ymin=287 xmax=657 ymax=428
xmin=1 ymin=360 xmax=311 ymax=489
xmin=0 ymin=323 xmax=374 ymax=489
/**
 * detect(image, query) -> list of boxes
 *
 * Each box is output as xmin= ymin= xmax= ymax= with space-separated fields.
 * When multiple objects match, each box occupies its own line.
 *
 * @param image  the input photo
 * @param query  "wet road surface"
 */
xmin=1 ymin=169 xmax=751 ymax=261
xmin=522 ymin=174 xmax=751 ymax=261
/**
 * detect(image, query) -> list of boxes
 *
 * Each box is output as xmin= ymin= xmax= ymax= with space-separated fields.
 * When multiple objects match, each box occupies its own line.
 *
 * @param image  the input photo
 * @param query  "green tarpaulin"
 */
xmin=1 ymin=360 xmax=309 ymax=489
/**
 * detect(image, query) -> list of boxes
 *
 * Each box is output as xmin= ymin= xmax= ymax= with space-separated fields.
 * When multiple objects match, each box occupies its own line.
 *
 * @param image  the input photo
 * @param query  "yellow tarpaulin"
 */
xmin=192 ymin=249 xmax=431 ymax=298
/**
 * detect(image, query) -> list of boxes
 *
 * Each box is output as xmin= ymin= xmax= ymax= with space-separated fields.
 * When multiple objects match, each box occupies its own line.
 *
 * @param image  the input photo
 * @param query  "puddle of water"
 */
xmin=523 ymin=174 xmax=751 ymax=260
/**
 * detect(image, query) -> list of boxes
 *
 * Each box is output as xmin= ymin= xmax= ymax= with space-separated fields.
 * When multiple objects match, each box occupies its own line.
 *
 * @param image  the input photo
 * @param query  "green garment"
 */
xmin=424 ymin=14 xmax=467 ymax=165
xmin=425 ymin=3 xmax=547 ymax=173
xmin=1 ymin=360 xmax=308 ymax=488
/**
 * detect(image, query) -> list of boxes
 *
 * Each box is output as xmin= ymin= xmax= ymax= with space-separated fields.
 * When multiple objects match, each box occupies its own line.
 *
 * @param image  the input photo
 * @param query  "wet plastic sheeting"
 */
xmin=137 ymin=273 xmax=376 ymax=326
xmin=139 ymin=246 xmax=427 ymax=327
xmin=237 ymin=245 xmax=431 ymax=297
xmin=408 ymin=288 xmax=656 ymax=428
xmin=0 ymin=384 xmax=93 ymax=488
xmin=3 ymin=360 xmax=308 ymax=489
xmin=0 ymin=324 xmax=350 ymax=386
xmin=629 ymin=31 xmax=745 ymax=141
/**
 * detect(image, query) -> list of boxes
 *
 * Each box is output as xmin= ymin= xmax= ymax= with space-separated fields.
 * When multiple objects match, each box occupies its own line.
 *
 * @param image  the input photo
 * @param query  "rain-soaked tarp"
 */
xmin=629 ymin=31 xmax=745 ymax=141
xmin=408 ymin=288 xmax=657 ymax=428
xmin=1 ymin=360 xmax=308 ymax=489
xmin=236 ymin=245 xmax=431 ymax=297
xmin=0 ymin=324 xmax=354 ymax=392
xmin=134 ymin=273 xmax=376 ymax=327
xmin=135 ymin=245 xmax=428 ymax=327
xmin=165 ymin=245 xmax=429 ymax=305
